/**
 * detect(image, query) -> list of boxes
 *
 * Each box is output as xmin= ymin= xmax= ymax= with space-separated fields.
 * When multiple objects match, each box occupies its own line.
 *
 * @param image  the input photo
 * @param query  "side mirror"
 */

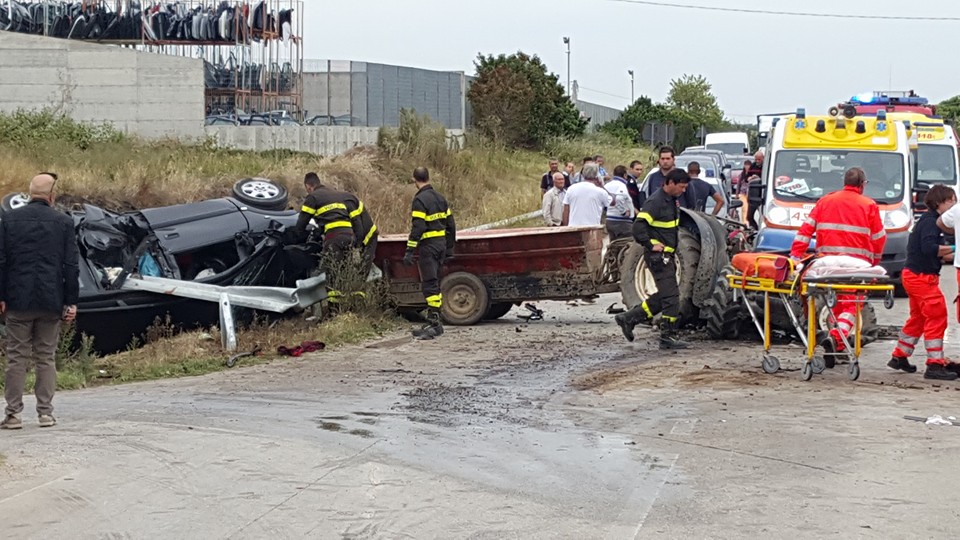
xmin=729 ymin=198 xmax=744 ymax=209
xmin=723 ymin=164 xmax=733 ymax=170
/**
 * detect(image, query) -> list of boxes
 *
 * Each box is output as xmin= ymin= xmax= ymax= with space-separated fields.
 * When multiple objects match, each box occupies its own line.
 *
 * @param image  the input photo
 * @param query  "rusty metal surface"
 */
xmin=377 ymin=226 xmax=609 ymax=306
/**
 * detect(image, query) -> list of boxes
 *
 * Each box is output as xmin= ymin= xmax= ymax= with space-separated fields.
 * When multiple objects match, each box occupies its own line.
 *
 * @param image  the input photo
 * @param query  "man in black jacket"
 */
xmin=298 ymin=173 xmax=358 ymax=309
xmin=614 ymin=169 xmax=690 ymax=350
xmin=0 ymin=173 xmax=79 ymax=430
xmin=403 ymin=167 xmax=456 ymax=339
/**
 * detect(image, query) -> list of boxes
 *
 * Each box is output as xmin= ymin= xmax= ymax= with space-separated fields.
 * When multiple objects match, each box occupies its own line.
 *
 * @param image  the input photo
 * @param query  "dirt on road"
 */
xmin=0 ymin=293 xmax=959 ymax=539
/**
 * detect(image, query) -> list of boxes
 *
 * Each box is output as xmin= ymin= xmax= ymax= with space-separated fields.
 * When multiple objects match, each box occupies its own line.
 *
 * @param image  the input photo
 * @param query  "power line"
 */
xmin=602 ymin=0 xmax=960 ymax=21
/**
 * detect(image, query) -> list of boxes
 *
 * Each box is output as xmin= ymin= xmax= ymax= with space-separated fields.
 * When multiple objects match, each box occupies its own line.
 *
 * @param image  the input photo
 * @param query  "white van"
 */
xmin=705 ymin=132 xmax=750 ymax=156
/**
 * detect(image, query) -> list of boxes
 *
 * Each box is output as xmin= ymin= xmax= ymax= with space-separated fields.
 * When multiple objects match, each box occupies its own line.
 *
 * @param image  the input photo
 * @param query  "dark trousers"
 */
xmin=5 ymin=310 xmax=62 ymax=417
xmin=418 ymin=241 xmax=446 ymax=310
xmin=321 ymin=232 xmax=356 ymax=303
xmin=606 ymin=220 xmax=633 ymax=241
xmin=643 ymin=252 xmax=680 ymax=321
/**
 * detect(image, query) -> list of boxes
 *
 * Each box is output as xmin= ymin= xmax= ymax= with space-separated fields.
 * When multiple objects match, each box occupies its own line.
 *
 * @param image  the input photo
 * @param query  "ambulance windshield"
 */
xmin=771 ymin=150 xmax=904 ymax=205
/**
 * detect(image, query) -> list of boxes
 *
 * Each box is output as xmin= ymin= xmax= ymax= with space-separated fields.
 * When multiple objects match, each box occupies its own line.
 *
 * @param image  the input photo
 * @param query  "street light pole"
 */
xmin=563 ymin=37 xmax=571 ymax=97
xmin=628 ymin=70 xmax=634 ymax=104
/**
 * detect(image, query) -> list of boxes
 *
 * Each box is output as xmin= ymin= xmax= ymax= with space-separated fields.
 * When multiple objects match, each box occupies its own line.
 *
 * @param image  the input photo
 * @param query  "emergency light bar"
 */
xmin=849 ymin=90 xmax=929 ymax=107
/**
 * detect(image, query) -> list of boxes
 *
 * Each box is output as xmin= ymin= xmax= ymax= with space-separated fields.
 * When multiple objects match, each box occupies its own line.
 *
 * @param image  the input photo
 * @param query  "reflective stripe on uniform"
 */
xmin=837 ymin=312 xmax=856 ymax=331
xmin=819 ymin=246 xmax=876 ymax=259
xmin=871 ymin=229 xmax=886 ymax=241
xmin=316 ymin=202 xmax=347 ymax=215
xmin=817 ymin=222 xmax=871 ymax=235
xmin=363 ymin=224 xmax=378 ymax=245
xmin=424 ymin=210 xmax=451 ymax=221
xmin=407 ymin=240 xmax=418 ymax=248
xmin=794 ymin=234 xmax=812 ymax=244
xmin=662 ymin=315 xmax=678 ymax=323
xmin=412 ymin=210 xmax=426 ymax=219
xmin=926 ymin=339 xmax=945 ymax=360
xmin=324 ymin=220 xmax=353 ymax=232
xmin=636 ymin=212 xmax=679 ymax=228
xmin=650 ymin=239 xmax=676 ymax=253
xmin=349 ymin=201 xmax=364 ymax=218
xmin=803 ymin=217 xmax=817 ymax=227
xmin=641 ymin=301 xmax=653 ymax=319
xmin=422 ymin=230 xmax=446 ymax=239
xmin=426 ymin=293 xmax=443 ymax=308
xmin=301 ymin=205 xmax=317 ymax=215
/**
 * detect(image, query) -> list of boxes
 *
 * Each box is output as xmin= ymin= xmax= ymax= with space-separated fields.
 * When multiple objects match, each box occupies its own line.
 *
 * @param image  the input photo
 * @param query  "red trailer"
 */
xmin=375 ymin=226 xmax=625 ymax=325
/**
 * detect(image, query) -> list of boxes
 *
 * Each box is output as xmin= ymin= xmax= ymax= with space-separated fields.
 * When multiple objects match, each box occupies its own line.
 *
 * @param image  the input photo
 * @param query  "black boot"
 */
xmin=659 ymin=320 xmax=689 ymax=350
xmin=412 ymin=310 xmax=444 ymax=340
xmin=615 ymin=305 xmax=652 ymax=342
xmin=924 ymin=363 xmax=959 ymax=381
xmin=887 ymin=356 xmax=918 ymax=373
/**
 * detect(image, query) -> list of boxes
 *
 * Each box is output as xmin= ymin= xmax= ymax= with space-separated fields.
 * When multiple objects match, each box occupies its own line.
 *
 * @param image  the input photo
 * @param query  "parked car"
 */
xmin=639 ymin=159 xmax=739 ymax=217
xmin=0 ymin=178 xmax=311 ymax=354
xmin=205 ymin=115 xmax=240 ymax=126
xmin=304 ymin=114 xmax=361 ymax=126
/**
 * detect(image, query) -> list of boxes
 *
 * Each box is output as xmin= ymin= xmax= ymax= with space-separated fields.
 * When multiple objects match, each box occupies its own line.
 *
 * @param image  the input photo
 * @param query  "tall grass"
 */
xmin=0 ymin=108 xmax=650 ymax=232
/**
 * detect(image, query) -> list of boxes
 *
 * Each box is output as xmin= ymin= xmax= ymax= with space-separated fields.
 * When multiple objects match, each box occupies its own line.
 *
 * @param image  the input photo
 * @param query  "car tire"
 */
xmin=0 ymin=192 xmax=30 ymax=213
xmin=232 ymin=178 xmax=289 ymax=210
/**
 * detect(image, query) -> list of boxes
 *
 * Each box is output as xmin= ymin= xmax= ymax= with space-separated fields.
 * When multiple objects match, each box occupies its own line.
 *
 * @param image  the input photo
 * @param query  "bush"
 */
xmin=0 ymin=108 xmax=124 ymax=150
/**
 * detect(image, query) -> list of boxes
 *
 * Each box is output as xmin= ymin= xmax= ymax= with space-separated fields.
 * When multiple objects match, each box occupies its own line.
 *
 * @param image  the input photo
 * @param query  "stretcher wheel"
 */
xmin=801 ymin=362 xmax=813 ymax=381
xmin=848 ymin=362 xmax=860 ymax=381
xmin=883 ymin=291 xmax=895 ymax=310
xmin=811 ymin=356 xmax=826 ymax=374
xmin=825 ymin=289 xmax=837 ymax=308
xmin=761 ymin=354 xmax=780 ymax=374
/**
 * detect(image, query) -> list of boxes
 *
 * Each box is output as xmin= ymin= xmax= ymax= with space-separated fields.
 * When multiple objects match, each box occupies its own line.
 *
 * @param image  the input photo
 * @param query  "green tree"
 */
xmin=599 ymin=96 xmax=674 ymax=144
xmin=937 ymin=95 xmax=960 ymax=125
xmin=467 ymin=52 xmax=587 ymax=148
xmin=666 ymin=74 xmax=726 ymax=149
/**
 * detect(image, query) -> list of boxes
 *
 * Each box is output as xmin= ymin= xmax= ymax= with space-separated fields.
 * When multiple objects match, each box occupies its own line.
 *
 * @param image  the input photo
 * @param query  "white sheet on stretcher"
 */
xmin=803 ymin=255 xmax=888 ymax=278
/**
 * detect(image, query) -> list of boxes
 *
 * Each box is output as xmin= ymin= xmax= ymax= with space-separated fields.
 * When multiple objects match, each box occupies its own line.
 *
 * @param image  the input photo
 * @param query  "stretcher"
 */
xmin=726 ymin=262 xmax=895 ymax=382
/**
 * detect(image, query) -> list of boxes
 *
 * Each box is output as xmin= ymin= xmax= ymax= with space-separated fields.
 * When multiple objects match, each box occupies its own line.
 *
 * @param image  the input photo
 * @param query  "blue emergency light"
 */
xmin=849 ymin=91 xmax=929 ymax=107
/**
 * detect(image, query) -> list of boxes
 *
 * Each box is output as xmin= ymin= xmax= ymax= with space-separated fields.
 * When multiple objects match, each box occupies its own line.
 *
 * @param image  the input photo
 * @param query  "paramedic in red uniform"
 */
xmin=889 ymin=185 xmax=958 ymax=380
xmin=789 ymin=167 xmax=886 ymax=366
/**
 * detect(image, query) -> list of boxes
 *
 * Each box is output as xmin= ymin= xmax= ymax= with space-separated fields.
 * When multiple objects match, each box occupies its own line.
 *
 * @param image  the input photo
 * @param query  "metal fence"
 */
xmin=302 ymin=60 xmax=466 ymax=129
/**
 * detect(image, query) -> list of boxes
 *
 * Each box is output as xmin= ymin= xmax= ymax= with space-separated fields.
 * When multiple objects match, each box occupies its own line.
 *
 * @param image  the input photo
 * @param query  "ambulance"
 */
xmin=885 ymin=112 xmax=960 ymax=209
xmin=749 ymin=109 xmax=913 ymax=281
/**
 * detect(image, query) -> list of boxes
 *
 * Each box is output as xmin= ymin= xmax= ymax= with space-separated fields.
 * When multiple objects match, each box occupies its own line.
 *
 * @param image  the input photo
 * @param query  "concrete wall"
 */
xmin=205 ymin=126 xmax=466 ymax=157
xmin=576 ymin=100 xmax=622 ymax=131
xmin=0 ymin=32 xmax=204 ymax=139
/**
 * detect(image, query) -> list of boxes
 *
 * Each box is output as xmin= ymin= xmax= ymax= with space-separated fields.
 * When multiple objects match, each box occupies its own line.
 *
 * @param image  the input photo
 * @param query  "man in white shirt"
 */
xmin=605 ymin=165 xmax=636 ymax=240
xmin=542 ymin=172 xmax=567 ymax=226
xmin=562 ymin=163 xmax=612 ymax=227
xmin=936 ymin=203 xmax=960 ymax=318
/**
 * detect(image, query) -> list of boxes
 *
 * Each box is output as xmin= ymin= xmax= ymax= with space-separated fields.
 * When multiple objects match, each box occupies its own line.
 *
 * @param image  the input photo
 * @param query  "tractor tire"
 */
xmin=702 ymin=270 xmax=742 ymax=340
xmin=619 ymin=230 xmax=700 ymax=323
xmin=817 ymin=303 xmax=880 ymax=346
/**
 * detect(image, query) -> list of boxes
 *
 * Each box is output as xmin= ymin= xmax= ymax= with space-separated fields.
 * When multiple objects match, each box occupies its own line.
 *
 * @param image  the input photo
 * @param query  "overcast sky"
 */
xmin=303 ymin=0 xmax=960 ymax=123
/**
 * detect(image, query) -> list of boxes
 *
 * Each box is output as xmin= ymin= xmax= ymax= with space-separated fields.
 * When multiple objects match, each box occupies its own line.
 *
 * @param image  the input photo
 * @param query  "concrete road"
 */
xmin=1 ymin=269 xmax=959 ymax=539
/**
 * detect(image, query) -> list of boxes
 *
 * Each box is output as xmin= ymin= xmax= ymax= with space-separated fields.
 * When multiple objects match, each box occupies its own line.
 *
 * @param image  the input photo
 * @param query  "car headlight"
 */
xmin=884 ymin=204 xmax=910 ymax=229
xmin=765 ymin=203 xmax=791 ymax=226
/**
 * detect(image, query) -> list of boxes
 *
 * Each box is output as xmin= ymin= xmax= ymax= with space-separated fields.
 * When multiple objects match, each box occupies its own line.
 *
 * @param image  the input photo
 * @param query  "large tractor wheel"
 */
xmin=620 ymin=229 xmax=700 ymax=323
xmin=702 ymin=270 xmax=743 ymax=340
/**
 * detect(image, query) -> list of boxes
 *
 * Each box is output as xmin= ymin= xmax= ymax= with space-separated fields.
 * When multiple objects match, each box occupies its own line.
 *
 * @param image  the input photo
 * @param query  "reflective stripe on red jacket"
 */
xmin=790 ymin=185 xmax=886 ymax=264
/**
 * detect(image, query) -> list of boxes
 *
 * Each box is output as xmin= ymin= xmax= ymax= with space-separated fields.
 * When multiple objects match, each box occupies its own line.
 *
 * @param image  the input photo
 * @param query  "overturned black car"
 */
xmin=13 ymin=179 xmax=319 ymax=354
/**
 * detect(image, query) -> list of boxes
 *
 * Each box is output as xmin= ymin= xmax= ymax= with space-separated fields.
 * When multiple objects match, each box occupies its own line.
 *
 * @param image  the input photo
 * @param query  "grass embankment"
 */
xmin=0 ymin=109 xmax=649 ymax=389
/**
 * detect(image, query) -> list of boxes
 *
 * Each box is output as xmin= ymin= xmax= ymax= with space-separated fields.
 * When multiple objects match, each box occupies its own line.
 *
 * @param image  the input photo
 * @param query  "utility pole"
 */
xmin=563 ymin=37 xmax=571 ymax=97
xmin=628 ymin=70 xmax=635 ymax=104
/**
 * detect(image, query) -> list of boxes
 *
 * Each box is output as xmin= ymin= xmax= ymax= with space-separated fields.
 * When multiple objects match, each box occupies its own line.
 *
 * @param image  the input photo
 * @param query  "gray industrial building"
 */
xmin=302 ymin=59 xmax=621 ymax=131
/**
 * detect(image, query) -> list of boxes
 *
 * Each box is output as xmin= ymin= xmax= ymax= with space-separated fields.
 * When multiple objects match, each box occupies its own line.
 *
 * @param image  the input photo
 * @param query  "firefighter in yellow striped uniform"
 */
xmin=297 ymin=173 xmax=357 ymax=308
xmin=402 ymin=167 xmax=456 ymax=339
xmin=343 ymin=192 xmax=378 ymax=278
xmin=614 ymin=168 xmax=691 ymax=349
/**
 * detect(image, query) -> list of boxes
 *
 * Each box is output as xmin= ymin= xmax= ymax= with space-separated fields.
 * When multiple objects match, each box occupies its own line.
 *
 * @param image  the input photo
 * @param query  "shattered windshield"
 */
xmin=771 ymin=150 xmax=904 ymax=205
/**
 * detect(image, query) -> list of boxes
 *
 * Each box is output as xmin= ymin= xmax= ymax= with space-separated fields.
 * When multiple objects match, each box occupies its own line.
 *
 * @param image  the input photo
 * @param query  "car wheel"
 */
xmin=1 ymin=192 xmax=30 ymax=213
xmin=232 ymin=178 xmax=289 ymax=210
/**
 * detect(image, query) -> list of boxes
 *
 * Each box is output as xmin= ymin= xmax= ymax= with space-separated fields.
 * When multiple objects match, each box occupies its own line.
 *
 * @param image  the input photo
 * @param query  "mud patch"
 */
xmin=348 ymin=429 xmax=374 ymax=438
xmin=574 ymin=363 xmax=776 ymax=393
xmin=399 ymin=381 xmax=537 ymax=428
xmin=316 ymin=420 xmax=344 ymax=432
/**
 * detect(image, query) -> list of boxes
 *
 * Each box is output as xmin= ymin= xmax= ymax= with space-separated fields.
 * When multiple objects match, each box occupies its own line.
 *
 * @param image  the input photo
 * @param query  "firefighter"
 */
xmin=402 ymin=167 xmax=456 ymax=339
xmin=342 ymin=192 xmax=378 ymax=279
xmin=297 ymin=172 xmax=356 ymax=308
xmin=790 ymin=167 xmax=886 ymax=367
xmin=889 ymin=184 xmax=958 ymax=380
xmin=614 ymin=168 xmax=691 ymax=349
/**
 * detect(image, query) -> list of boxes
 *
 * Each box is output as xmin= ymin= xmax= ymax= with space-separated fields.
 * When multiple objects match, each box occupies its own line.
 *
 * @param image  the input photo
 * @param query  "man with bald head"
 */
xmin=0 ymin=173 xmax=79 ymax=430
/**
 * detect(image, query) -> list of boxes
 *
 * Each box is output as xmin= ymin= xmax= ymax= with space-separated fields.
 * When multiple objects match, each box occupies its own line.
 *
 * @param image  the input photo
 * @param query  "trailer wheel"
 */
xmin=483 ymin=302 xmax=514 ymax=320
xmin=440 ymin=272 xmax=490 ymax=326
